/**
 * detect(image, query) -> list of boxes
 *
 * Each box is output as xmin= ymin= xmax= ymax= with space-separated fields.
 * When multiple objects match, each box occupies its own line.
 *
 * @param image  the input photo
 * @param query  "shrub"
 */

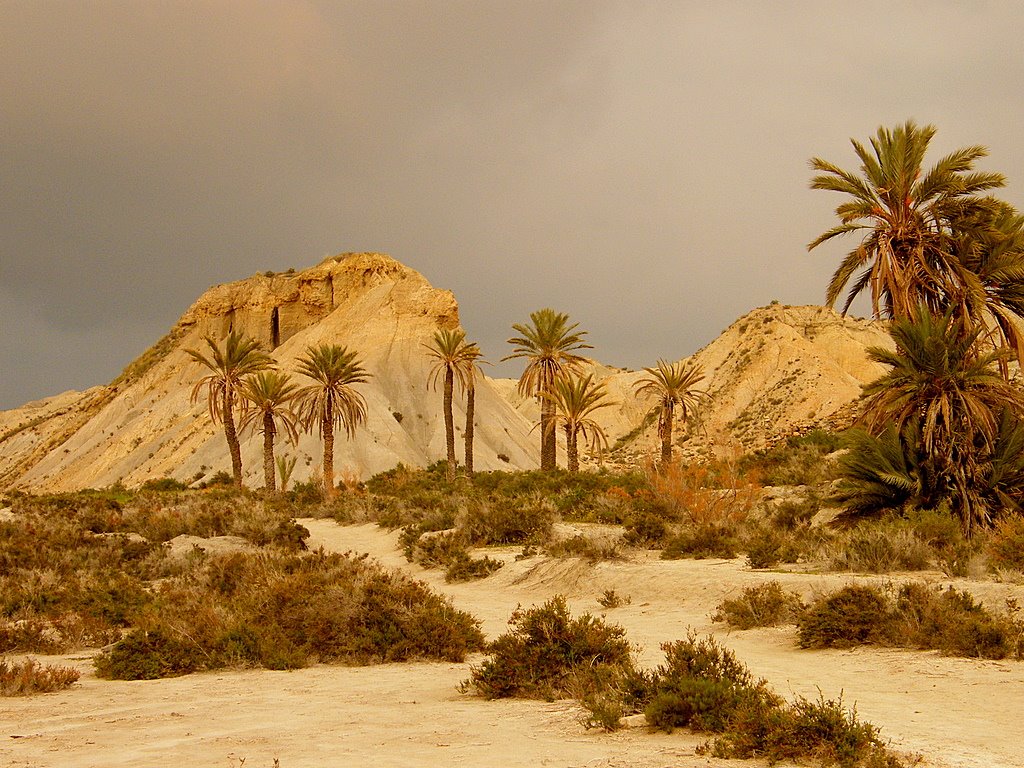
xmin=622 ymin=511 xmax=670 ymax=548
xmin=95 ymin=628 xmax=199 ymax=679
xmin=988 ymin=515 xmax=1024 ymax=571
xmin=826 ymin=522 xmax=933 ymax=573
xmin=629 ymin=632 xmax=781 ymax=733
xmin=744 ymin=522 xmax=823 ymax=569
xmin=546 ymin=535 xmax=622 ymax=563
xmin=443 ymin=553 xmax=504 ymax=583
xmin=797 ymin=585 xmax=891 ymax=649
xmin=0 ymin=657 xmax=80 ymax=696
xmin=798 ymin=582 xmax=1024 ymax=660
xmin=464 ymin=596 xmax=633 ymax=700
xmin=139 ymin=477 xmax=189 ymax=492
xmin=739 ymin=430 xmax=842 ymax=486
xmin=662 ymin=523 xmax=739 ymax=560
xmin=95 ymin=550 xmax=485 ymax=679
xmin=713 ymin=691 xmax=902 ymax=767
xmin=597 ymin=589 xmax=630 ymax=609
xmin=713 ymin=582 xmax=805 ymax=629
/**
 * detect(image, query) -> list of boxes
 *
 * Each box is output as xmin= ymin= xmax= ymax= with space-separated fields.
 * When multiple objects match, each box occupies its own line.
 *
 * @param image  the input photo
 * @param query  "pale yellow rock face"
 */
xmin=0 ymin=253 xmax=538 ymax=492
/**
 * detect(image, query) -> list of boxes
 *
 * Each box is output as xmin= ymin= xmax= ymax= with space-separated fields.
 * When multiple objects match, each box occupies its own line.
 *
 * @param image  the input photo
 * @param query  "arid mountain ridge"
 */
xmin=0 ymin=253 xmax=893 ymax=492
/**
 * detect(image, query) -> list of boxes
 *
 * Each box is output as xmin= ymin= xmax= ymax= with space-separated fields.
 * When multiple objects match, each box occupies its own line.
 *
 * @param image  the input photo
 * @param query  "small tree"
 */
xmin=186 ymin=332 xmax=273 ymax=488
xmin=634 ymin=359 xmax=706 ymax=467
xmin=295 ymin=344 xmax=369 ymax=499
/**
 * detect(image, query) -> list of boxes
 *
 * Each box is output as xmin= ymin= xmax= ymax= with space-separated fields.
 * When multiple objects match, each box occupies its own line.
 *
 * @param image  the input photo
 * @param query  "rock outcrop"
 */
xmin=0 ymin=253 xmax=537 ymax=492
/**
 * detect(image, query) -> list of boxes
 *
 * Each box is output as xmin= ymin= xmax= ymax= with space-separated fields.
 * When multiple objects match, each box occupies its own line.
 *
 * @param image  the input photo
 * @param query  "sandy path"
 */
xmin=3 ymin=519 xmax=1023 ymax=768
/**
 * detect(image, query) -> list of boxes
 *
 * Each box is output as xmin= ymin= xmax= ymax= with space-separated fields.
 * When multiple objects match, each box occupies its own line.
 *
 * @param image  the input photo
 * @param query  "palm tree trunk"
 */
xmin=262 ymin=411 xmax=276 ymax=492
xmin=541 ymin=395 xmax=557 ymax=471
xmin=464 ymin=380 xmax=475 ymax=476
xmin=323 ymin=397 xmax=335 ymax=499
xmin=566 ymin=425 xmax=579 ymax=472
xmin=660 ymin=403 xmax=673 ymax=467
xmin=444 ymin=367 xmax=456 ymax=481
xmin=224 ymin=390 xmax=244 ymax=488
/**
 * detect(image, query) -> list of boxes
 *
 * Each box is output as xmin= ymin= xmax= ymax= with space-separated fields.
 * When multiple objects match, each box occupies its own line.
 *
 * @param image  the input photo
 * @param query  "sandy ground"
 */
xmin=3 ymin=520 xmax=1024 ymax=768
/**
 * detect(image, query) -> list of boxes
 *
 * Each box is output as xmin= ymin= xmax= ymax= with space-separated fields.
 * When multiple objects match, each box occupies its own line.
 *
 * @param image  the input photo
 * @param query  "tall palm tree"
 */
xmin=505 ymin=309 xmax=592 ymax=471
xmin=424 ymin=329 xmax=481 ymax=481
xmin=295 ymin=344 xmax=369 ymax=499
xmin=858 ymin=307 xmax=1023 ymax=533
xmin=634 ymin=359 xmax=706 ymax=466
xmin=186 ymin=332 xmax=273 ymax=488
xmin=543 ymin=374 xmax=615 ymax=472
xmin=462 ymin=344 xmax=485 ymax=477
xmin=808 ymin=120 xmax=1006 ymax=321
xmin=238 ymin=370 xmax=301 ymax=492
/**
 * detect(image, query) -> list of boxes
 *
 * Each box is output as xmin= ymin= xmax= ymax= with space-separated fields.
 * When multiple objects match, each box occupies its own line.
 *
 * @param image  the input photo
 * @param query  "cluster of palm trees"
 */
xmin=187 ymin=316 xmax=710 ymax=492
xmin=425 ymin=309 xmax=710 ymax=479
xmin=187 ymin=332 xmax=368 ymax=497
xmin=811 ymin=120 xmax=1024 ymax=534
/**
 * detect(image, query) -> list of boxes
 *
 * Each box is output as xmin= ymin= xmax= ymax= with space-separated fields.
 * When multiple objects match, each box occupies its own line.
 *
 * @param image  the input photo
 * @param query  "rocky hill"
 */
xmin=589 ymin=303 xmax=894 ymax=463
xmin=0 ymin=253 xmax=538 ymax=492
xmin=0 ymin=255 xmax=896 ymax=492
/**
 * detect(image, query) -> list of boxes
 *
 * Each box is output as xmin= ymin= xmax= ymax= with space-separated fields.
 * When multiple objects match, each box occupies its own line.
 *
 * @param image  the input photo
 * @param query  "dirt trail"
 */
xmin=3 ymin=520 xmax=1023 ymax=768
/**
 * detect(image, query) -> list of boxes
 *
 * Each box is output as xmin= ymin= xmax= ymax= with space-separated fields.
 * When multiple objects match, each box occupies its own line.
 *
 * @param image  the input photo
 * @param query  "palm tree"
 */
xmin=462 ymin=344 xmax=485 ymax=477
xmin=505 ymin=309 xmax=592 ymax=471
xmin=238 ymin=370 xmax=301 ymax=492
xmin=634 ymin=359 xmax=706 ymax=466
xmin=295 ymin=344 xmax=369 ymax=499
xmin=424 ymin=329 xmax=481 ymax=481
xmin=808 ymin=120 xmax=1006 ymax=321
xmin=858 ymin=307 xmax=1024 ymax=533
xmin=186 ymin=332 xmax=273 ymax=488
xmin=543 ymin=374 xmax=615 ymax=472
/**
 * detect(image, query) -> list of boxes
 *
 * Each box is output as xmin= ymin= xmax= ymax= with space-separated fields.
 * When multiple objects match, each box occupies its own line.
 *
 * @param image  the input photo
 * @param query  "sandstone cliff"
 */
xmin=0 ymin=253 xmax=538 ymax=492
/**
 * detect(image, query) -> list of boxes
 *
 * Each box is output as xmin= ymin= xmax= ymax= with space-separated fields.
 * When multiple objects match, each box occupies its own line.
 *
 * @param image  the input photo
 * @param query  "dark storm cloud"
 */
xmin=3 ymin=1 xmax=1024 ymax=408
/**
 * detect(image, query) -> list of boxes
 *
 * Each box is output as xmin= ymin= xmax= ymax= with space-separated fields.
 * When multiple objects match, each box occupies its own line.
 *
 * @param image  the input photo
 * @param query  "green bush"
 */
xmin=713 ymin=582 xmax=805 ymax=629
xmin=622 ymin=511 xmax=670 ymax=548
xmin=139 ymin=477 xmax=189 ymax=492
xmin=798 ymin=585 xmax=891 ymax=649
xmin=464 ymin=596 xmax=633 ymax=700
xmin=662 ymin=523 xmax=739 ymax=560
xmin=798 ymin=582 xmax=1024 ymax=659
xmin=629 ymin=632 xmax=781 ymax=733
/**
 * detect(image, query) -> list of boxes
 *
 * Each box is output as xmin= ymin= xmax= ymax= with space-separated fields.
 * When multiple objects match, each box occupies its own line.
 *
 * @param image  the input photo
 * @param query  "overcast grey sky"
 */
xmin=3 ymin=1 xmax=1024 ymax=409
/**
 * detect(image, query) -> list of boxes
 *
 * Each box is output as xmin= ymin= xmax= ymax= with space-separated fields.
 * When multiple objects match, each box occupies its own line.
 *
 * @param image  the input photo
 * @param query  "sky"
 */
xmin=3 ymin=1 xmax=1024 ymax=410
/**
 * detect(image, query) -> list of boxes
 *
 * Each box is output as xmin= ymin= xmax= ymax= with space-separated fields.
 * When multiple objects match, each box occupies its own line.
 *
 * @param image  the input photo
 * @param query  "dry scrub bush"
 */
xmin=95 ymin=550 xmax=484 ymax=679
xmin=630 ymin=632 xmax=904 ymax=767
xmin=463 ymin=596 xmax=633 ymax=701
xmin=645 ymin=458 xmax=760 ymax=527
xmin=713 ymin=582 xmax=806 ymax=629
xmin=798 ymin=583 xmax=1024 ymax=659
xmin=988 ymin=515 xmax=1024 ymax=572
xmin=463 ymin=600 xmax=906 ymax=765
xmin=0 ymin=657 xmax=80 ymax=696
xmin=545 ymin=534 xmax=623 ymax=563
